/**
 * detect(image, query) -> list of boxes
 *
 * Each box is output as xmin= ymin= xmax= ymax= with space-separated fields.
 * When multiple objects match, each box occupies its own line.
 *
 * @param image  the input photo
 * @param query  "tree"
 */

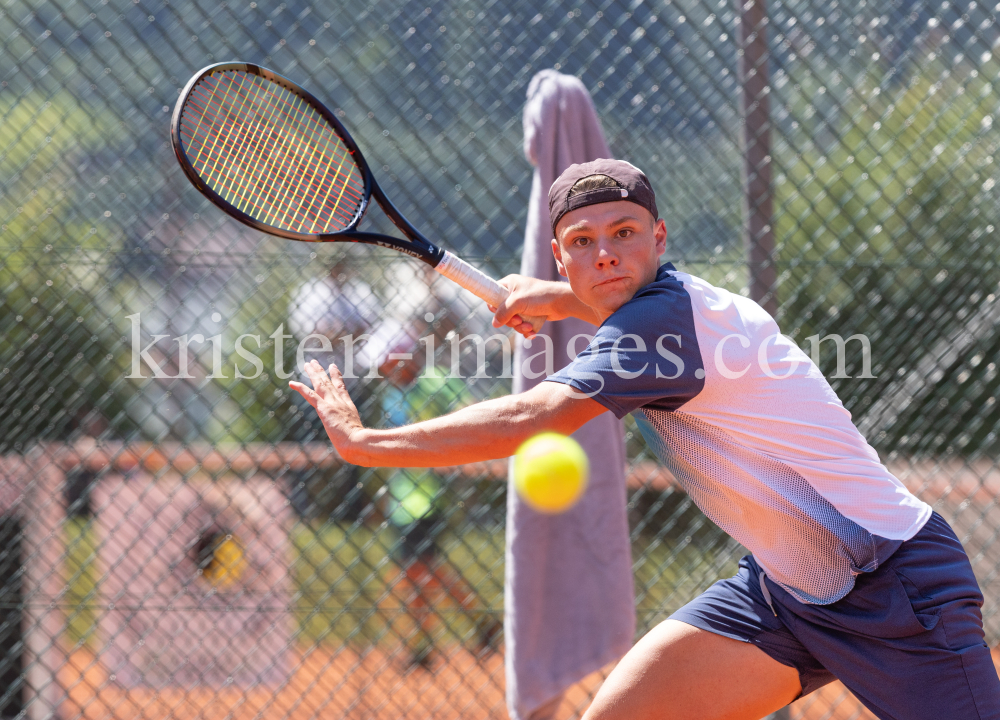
xmin=0 ymin=92 xmax=138 ymax=449
xmin=774 ymin=55 xmax=1000 ymax=456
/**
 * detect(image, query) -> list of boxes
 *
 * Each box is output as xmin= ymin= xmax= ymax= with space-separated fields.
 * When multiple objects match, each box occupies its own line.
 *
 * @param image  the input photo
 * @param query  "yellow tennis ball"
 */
xmin=513 ymin=432 xmax=589 ymax=514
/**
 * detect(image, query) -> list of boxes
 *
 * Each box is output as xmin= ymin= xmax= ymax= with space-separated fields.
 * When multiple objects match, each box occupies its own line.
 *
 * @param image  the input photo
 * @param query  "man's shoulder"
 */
xmin=648 ymin=266 xmax=734 ymax=305
xmin=602 ymin=263 xmax=698 ymax=333
xmin=628 ymin=265 xmax=774 ymax=333
xmin=624 ymin=263 xmax=720 ymax=308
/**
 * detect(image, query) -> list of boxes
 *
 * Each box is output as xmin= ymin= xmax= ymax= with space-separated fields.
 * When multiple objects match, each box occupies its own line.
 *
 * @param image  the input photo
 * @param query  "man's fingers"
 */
xmin=327 ymin=363 xmax=346 ymax=385
xmin=515 ymin=321 xmax=536 ymax=340
xmin=498 ymin=314 xmax=537 ymax=340
xmin=492 ymin=297 xmax=512 ymax=327
xmin=302 ymin=361 xmax=342 ymax=400
xmin=493 ymin=295 xmax=524 ymax=328
xmin=302 ymin=361 xmax=327 ymax=387
xmin=297 ymin=361 xmax=352 ymax=406
xmin=288 ymin=381 xmax=318 ymax=407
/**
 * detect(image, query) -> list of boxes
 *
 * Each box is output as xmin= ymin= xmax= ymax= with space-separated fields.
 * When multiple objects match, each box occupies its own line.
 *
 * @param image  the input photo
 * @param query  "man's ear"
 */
xmin=654 ymin=218 xmax=667 ymax=256
xmin=551 ymin=237 xmax=569 ymax=278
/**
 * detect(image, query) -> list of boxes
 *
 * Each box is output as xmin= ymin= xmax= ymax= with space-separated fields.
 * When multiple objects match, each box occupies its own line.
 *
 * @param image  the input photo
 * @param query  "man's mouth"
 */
xmin=595 ymin=276 xmax=628 ymax=288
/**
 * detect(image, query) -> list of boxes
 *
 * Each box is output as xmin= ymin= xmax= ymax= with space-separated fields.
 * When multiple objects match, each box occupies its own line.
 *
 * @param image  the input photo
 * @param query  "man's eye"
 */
xmin=617 ymin=228 xmax=632 ymax=238
xmin=574 ymin=237 xmax=591 ymax=247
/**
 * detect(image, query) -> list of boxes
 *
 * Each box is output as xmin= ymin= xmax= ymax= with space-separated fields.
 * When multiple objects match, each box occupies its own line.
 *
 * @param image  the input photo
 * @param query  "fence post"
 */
xmin=22 ymin=447 xmax=68 ymax=720
xmin=736 ymin=0 xmax=778 ymax=317
xmin=739 ymin=10 xmax=785 ymax=713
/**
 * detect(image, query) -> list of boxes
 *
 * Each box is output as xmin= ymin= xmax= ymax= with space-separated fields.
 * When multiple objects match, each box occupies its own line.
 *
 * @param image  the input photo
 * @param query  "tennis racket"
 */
xmin=170 ymin=61 xmax=539 ymax=331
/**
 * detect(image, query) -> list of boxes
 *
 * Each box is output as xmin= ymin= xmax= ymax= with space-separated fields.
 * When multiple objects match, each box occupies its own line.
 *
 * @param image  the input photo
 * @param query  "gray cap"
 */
xmin=548 ymin=158 xmax=659 ymax=235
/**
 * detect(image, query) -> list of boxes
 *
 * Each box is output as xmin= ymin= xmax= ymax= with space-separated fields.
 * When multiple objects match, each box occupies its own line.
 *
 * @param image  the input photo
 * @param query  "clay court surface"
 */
xmin=61 ymin=645 xmax=510 ymax=720
xmin=58 ymin=643 xmax=1000 ymax=720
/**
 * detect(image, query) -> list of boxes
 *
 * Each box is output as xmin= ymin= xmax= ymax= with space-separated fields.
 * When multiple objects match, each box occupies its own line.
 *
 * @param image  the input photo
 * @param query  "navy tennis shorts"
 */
xmin=671 ymin=512 xmax=1000 ymax=719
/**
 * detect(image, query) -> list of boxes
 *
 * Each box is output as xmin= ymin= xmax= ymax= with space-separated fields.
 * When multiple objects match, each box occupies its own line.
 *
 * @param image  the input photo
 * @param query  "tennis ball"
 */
xmin=513 ymin=432 xmax=589 ymax=514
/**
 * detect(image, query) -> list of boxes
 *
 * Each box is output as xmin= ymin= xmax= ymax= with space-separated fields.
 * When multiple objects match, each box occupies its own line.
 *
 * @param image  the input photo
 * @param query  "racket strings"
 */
xmin=178 ymin=70 xmax=364 ymax=234
xmin=193 ymin=72 xmax=361 ymax=230
xmin=200 ymin=72 xmax=361 ymax=231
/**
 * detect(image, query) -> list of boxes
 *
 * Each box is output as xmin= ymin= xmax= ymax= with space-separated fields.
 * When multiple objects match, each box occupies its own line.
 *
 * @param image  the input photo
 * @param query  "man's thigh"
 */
xmin=581 ymin=619 xmax=801 ymax=720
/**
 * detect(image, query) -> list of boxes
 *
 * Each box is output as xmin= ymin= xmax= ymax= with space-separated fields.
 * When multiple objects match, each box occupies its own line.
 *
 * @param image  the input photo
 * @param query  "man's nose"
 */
xmin=595 ymin=241 xmax=620 ymax=268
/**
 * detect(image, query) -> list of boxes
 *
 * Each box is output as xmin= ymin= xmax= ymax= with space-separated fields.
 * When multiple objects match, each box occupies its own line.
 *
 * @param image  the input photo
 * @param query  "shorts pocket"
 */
xmin=891 ymin=568 xmax=941 ymax=633
xmin=959 ymin=644 xmax=1000 ymax=719
xmin=828 ymin=567 xmax=936 ymax=639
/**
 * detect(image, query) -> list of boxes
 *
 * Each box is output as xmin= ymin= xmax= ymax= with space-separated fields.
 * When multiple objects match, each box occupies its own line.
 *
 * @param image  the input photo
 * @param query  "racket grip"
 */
xmin=435 ymin=251 xmax=544 ymax=333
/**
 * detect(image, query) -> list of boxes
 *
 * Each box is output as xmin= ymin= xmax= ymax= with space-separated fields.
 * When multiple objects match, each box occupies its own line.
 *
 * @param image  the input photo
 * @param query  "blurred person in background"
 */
xmin=289 ymin=258 xmax=382 ymax=344
xmin=287 ymin=260 xmax=381 ymax=520
xmin=360 ymin=319 xmax=503 ymax=669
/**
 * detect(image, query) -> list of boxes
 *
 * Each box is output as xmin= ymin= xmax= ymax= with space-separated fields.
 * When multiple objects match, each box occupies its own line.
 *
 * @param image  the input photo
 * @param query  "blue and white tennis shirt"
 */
xmin=546 ymin=263 xmax=932 ymax=605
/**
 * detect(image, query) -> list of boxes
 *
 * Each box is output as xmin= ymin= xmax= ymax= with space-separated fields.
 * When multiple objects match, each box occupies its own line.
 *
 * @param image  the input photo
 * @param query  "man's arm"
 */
xmin=492 ymin=275 xmax=602 ymax=336
xmin=290 ymin=360 xmax=606 ymax=467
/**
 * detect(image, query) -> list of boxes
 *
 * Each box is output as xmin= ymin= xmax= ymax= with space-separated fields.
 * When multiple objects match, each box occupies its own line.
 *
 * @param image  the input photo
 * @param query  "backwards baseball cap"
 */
xmin=548 ymin=158 xmax=659 ymax=236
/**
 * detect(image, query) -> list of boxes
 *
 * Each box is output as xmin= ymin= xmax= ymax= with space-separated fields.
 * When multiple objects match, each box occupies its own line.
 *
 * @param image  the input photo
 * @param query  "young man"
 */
xmin=290 ymin=159 xmax=1000 ymax=719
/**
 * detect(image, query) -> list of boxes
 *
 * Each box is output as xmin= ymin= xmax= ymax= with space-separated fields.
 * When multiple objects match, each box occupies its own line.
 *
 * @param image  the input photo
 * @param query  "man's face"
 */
xmin=551 ymin=200 xmax=667 ymax=322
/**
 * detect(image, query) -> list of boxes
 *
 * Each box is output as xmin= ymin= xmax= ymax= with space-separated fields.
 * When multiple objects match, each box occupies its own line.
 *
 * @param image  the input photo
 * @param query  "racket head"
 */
xmin=170 ymin=62 xmax=373 ymax=242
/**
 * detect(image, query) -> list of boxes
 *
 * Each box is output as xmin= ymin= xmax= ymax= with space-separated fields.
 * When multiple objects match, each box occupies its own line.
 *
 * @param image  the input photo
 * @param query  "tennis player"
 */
xmin=290 ymin=159 xmax=1000 ymax=719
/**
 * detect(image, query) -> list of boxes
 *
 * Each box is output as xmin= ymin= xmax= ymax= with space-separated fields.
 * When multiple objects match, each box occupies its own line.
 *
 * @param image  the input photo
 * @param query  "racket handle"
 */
xmin=435 ymin=251 xmax=544 ymax=334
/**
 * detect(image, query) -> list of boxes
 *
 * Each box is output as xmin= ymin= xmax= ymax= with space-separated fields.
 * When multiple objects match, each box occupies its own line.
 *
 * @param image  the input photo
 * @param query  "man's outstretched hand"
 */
xmin=289 ymin=360 xmax=367 ymax=465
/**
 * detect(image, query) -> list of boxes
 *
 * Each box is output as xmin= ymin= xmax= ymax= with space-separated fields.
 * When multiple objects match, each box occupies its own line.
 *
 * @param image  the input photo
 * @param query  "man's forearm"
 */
xmin=349 ymin=383 xmax=603 ymax=467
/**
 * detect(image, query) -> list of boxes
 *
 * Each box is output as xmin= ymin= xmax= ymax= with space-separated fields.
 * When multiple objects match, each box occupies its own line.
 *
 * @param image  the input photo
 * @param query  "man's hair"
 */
xmin=568 ymin=174 xmax=621 ymax=196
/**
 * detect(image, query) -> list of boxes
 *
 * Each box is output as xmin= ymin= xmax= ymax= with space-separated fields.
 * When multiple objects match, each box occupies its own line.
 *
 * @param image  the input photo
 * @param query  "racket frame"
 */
xmin=170 ymin=61 xmax=445 ymax=265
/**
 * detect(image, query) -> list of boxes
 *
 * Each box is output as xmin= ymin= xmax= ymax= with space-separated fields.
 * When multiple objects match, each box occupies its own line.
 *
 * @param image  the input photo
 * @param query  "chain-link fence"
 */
xmin=2 ymin=0 xmax=1000 ymax=718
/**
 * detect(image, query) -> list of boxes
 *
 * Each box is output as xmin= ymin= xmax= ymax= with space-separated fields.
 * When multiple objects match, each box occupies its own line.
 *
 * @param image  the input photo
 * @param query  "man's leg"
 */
xmin=429 ymin=564 xmax=503 ymax=651
xmin=582 ymin=620 xmax=801 ymax=720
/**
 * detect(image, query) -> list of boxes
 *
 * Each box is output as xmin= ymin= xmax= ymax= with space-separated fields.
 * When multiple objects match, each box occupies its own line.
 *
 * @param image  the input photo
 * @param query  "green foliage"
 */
xmin=774 ymin=59 xmax=1000 ymax=454
xmin=189 ymin=258 xmax=313 ymax=445
xmin=0 ymin=92 xmax=120 ymax=252
xmin=0 ymin=93 xmax=139 ymax=448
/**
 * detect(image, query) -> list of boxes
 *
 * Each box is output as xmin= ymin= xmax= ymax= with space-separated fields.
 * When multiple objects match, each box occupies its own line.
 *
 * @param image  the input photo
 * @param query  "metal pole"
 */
xmin=736 ymin=0 xmax=778 ymax=317
xmin=740 ymin=9 xmax=789 ymax=716
xmin=22 ymin=447 xmax=68 ymax=720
